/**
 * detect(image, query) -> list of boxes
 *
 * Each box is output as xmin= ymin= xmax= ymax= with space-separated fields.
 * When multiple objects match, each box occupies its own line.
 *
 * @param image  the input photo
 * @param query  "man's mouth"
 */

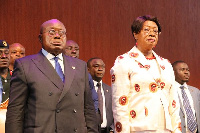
xmin=184 ymin=76 xmax=189 ymax=79
xmin=1 ymin=61 xmax=8 ymax=64
xmin=52 ymin=42 xmax=62 ymax=46
xmin=97 ymin=73 xmax=103 ymax=76
xmin=72 ymin=55 xmax=77 ymax=58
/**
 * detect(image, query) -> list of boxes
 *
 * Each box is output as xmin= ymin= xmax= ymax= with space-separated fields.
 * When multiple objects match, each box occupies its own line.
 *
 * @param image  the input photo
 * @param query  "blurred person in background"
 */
xmin=63 ymin=40 xmax=79 ymax=58
xmin=0 ymin=40 xmax=11 ymax=133
xmin=9 ymin=43 xmax=25 ymax=73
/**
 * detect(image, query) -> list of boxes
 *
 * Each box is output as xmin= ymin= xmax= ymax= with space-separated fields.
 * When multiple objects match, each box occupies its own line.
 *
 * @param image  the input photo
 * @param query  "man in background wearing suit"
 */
xmin=6 ymin=19 xmax=98 ymax=133
xmin=172 ymin=60 xmax=200 ymax=133
xmin=63 ymin=40 xmax=79 ymax=58
xmin=87 ymin=57 xmax=113 ymax=133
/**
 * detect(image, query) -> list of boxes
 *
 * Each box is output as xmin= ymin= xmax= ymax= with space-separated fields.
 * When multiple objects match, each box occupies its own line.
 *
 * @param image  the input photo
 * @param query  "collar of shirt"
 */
xmin=41 ymin=48 xmax=64 ymax=71
xmin=174 ymin=82 xmax=188 ymax=89
xmin=93 ymin=80 xmax=102 ymax=92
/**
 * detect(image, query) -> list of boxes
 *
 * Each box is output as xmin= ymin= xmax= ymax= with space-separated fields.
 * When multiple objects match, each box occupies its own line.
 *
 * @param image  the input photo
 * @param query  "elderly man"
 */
xmin=6 ymin=19 xmax=98 ymax=133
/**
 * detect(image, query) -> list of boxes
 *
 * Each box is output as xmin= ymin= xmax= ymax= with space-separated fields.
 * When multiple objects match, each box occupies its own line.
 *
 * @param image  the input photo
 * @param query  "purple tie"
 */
xmin=54 ymin=57 xmax=65 ymax=82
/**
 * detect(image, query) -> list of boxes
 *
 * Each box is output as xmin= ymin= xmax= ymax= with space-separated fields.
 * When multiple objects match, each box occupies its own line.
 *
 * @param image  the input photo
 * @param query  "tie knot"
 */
xmin=180 ymin=86 xmax=185 ymax=89
xmin=54 ymin=57 xmax=59 ymax=62
xmin=97 ymin=82 xmax=101 ymax=87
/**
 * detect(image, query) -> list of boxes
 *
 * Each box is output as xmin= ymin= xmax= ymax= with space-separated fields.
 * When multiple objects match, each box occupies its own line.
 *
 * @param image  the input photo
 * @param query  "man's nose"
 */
xmin=72 ymin=50 xmax=76 ymax=53
xmin=54 ymin=32 xmax=61 ymax=38
xmin=1 ymin=53 xmax=8 ymax=58
xmin=98 ymin=66 xmax=104 ymax=71
xmin=16 ymin=52 xmax=20 ymax=57
xmin=184 ymin=70 xmax=189 ymax=74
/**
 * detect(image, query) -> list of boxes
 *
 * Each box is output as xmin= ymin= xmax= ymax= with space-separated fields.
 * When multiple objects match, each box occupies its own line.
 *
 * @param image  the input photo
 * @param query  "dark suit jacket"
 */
xmin=97 ymin=82 xmax=113 ymax=133
xmin=5 ymin=51 xmax=98 ymax=133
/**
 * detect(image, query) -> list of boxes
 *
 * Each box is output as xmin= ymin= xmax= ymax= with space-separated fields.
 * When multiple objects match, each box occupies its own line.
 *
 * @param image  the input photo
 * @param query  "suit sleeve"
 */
xmin=84 ymin=64 xmax=98 ymax=133
xmin=5 ymin=59 xmax=28 ymax=133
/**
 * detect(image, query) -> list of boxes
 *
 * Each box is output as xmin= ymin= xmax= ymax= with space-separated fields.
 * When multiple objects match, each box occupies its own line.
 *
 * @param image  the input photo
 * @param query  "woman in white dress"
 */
xmin=110 ymin=15 xmax=182 ymax=133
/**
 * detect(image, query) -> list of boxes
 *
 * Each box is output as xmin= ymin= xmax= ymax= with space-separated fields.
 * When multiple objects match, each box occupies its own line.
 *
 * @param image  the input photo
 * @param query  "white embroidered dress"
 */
xmin=110 ymin=46 xmax=181 ymax=133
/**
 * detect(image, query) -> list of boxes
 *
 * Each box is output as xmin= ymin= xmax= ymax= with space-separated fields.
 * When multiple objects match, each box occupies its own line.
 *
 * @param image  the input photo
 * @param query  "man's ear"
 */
xmin=38 ymin=34 xmax=42 ymax=43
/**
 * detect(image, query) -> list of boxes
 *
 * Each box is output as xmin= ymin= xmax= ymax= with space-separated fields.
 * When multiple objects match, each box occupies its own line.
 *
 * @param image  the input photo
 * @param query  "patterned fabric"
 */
xmin=54 ymin=57 xmax=65 ymax=82
xmin=111 ymin=46 xmax=181 ymax=133
xmin=180 ymin=86 xmax=197 ymax=133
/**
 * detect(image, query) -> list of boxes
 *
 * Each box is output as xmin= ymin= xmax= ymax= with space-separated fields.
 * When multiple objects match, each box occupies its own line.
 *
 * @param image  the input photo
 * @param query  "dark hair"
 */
xmin=87 ymin=57 xmax=101 ymax=68
xmin=131 ymin=15 xmax=161 ymax=36
xmin=172 ymin=60 xmax=186 ymax=68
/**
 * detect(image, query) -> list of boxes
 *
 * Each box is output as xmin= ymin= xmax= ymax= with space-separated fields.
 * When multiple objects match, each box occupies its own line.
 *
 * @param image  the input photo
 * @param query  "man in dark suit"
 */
xmin=5 ymin=19 xmax=98 ymax=133
xmin=87 ymin=57 xmax=113 ymax=133
xmin=172 ymin=61 xmax=200 ymax=133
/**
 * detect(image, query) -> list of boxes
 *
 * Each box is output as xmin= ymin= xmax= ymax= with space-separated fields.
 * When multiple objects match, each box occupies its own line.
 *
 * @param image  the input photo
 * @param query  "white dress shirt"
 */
xmin=93 ymin=80 xmax=107 ymax=128
xmin=41 ymin=48 xmax=64 ymax=73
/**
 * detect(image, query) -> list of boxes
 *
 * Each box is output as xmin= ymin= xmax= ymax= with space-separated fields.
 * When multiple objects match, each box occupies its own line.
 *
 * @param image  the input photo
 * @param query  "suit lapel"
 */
xmin=31 ymin=51 xmax=64 ymax=90
xmin=58 ymin=56 xmax=76 ymax=102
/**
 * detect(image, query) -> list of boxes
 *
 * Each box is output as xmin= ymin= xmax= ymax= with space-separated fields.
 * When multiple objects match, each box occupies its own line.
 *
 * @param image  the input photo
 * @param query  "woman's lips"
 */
xmin=147 ymin=39 xmax=155 ymax=42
